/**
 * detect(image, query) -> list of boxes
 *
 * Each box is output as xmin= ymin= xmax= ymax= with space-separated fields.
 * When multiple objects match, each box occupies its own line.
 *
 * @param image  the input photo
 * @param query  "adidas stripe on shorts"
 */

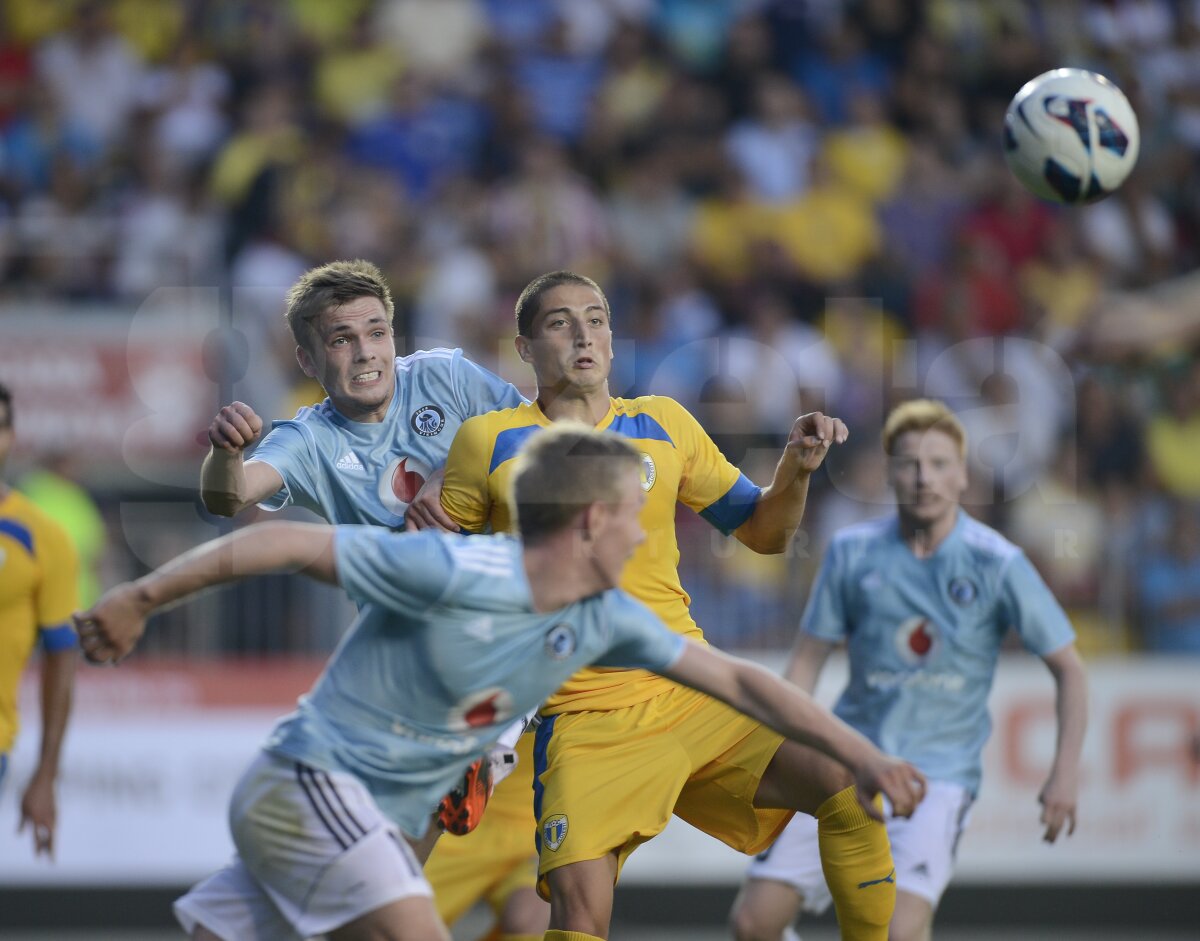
xmin=175 ymin=750 xmax=431 ymax=940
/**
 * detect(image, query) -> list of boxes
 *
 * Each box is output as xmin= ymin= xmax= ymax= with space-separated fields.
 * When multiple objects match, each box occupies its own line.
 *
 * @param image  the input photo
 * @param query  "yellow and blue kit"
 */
xmin=442 ymin=395 xmax=762 ymax=713
xmin=441 ymin=396 xmax=793 ymax=893
xmin=0 ymin=490 xmax=78 ymax=779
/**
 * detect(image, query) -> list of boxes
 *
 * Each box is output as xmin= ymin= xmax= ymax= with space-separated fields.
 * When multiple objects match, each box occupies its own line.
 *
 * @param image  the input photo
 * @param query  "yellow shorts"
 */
xmin=533 ymin=684 xmax=790 ymax=897
xmin=425 ymin=736 xmax=539 ymax=926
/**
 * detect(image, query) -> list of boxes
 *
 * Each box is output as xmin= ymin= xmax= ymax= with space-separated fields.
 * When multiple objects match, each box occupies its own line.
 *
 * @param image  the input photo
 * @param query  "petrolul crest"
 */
xmin=640 ymin=452 xmax=656 ymax=492
xmin=543 ymin=814 xmax=568 ymax=852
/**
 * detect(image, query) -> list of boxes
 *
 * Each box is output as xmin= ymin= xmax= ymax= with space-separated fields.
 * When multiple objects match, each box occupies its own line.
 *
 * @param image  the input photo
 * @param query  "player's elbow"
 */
xmin=735 ymin=524 xmax=790 ymax=555
xmin=201 ymin=491 xmax=247 ymax=517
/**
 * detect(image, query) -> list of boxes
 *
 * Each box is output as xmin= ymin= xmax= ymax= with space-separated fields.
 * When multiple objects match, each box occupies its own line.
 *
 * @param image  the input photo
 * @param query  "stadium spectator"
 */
xmin=1133 ymin=500 xmax=1200 ymax=654
xmin=33 ymin=1 xmax=143 ymax=154
xmin=1146 ymin=361 xmax=1200 ymax=500
xmin=18 ymin=451 xmax=106 ymax=608
xmin=725 ymin=73 xmax=818 ymax=204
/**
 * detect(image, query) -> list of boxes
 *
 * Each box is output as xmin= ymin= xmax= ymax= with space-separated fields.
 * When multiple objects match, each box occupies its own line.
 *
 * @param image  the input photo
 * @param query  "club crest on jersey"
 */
xmin=639 ymin=452 xmax=657 ymax=492
xmin=545 ymin=623 xmax=576 ymax=660
xmin=543 ymin=814 xmax=568 ymax=852
xmin=448 ymin=687 xmax=514 ymax=731
xmin=410 ymin=404 xmax=446 ymax=437
xmin=859 ymin=570 xmax=883 ymax=591
xmin=894 ymin=617 xmax=938 ymax=666
xmin=948 ymin=577 xmax=977 ymax=606
xmin=378 ymin=455 xmax=433 ymax=517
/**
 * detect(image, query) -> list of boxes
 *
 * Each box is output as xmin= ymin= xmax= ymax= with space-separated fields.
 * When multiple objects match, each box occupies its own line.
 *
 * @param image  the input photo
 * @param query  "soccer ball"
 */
xmin=1003 ymin=68 xmax=1139 ymax=205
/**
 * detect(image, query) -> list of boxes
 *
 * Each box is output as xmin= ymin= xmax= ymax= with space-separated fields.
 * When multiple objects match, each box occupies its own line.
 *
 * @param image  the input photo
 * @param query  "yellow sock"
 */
xmin=815 ymin=785 xmax=895 ymax=941
xmin=543 ymin=932 xmax=604 ymax=941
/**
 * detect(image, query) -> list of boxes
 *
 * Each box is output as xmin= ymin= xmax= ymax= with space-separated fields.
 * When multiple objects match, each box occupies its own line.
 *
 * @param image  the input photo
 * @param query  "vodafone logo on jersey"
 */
xmin=448 ymin=687 xmax=515 ymax=731
xmin=378 ymin=455 xmax=433 ymax=516
xmin=894 ymin=617 xmax=939 ymax=666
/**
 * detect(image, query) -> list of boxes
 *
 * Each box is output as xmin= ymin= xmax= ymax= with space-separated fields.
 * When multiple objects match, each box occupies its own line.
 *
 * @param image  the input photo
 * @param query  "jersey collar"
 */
xmin=892 ymin=508 xmax=966 ymax=559
xmin=529 ymin=398 xmax=617 ymax=431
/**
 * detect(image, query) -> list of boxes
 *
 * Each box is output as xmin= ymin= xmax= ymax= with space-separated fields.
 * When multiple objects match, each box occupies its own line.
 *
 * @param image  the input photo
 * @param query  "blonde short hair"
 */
xmin=511 ymin=424 xmax=641 ymax=544
xmin=882 ymin=399 xmax=967 ymax=458
xmin=284 ymin=259 xmax=395 ymax=351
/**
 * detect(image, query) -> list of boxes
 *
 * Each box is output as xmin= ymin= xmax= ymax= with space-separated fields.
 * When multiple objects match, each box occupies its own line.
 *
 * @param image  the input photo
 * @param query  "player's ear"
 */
xmin=296 ymin=344 xmax=317 ymax=379
xmin=514 ymin=335 xmax=533 ymax=363
xmin=579 ymin=501 xmax=603 ymax=542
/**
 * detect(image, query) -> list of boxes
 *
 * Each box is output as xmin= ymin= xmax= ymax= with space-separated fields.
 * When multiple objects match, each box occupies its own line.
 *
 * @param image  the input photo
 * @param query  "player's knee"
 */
xmin=820 ymin=763 xmax=855 ymax=800
xmin=728 ymin=898 xmax=785 ymax=941
xmin=887 ymin=906 xmax=932 ymax=941
xmin=500 ymin=886 xmax=550 ymax=934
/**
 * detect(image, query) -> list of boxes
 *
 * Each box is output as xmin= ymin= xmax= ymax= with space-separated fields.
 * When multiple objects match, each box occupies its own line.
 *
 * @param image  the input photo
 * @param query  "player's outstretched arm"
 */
xmin=735 ymin=412 xmax=849 ymax=554
xmin=663 ymin=640 xmax=925 ymax=818
xmin=1038 ymin=642 xmax=1088 ymax=843
xmin=200 ymin=401 xmax=282 ymax=516
xmin=75 ymin=522 xmax=338 ymax=664
xmin=782 ymin=633 xmax=838 ymax=695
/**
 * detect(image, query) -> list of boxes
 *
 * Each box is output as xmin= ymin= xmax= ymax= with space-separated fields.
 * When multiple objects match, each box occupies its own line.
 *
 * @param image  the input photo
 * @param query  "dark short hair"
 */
xmin=0 ymin=381 xmax=11 ymax=428
xmin=284 ymin=260 xmax=395 ymax=351
xmin=514 ymin=270 xmax=610 ymax=338
xmin=511 ymin=423 xmax=641 ymax=544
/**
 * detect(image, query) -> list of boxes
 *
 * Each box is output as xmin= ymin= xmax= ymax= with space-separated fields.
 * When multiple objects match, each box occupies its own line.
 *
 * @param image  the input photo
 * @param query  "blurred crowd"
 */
xmin=3 ymin=0 xmax=1200 ymax=655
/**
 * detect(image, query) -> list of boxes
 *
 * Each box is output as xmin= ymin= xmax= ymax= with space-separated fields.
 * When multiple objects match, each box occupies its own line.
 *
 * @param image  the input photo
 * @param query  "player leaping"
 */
xmin=77 ymin=424 xmax=925 ymax=941
xmin=198 ymin=258 xmax=543 ymax=938
xmin=440 ymin=270 xmax=920 ymax=940
xmin=200 ymin=258 xmax=521 ymax=531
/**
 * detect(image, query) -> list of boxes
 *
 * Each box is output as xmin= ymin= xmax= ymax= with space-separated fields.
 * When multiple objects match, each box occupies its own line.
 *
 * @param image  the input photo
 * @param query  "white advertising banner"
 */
xmin=0 ymin=661 xmax=319 ymax=885
xmin=627 ymin=654 xmax=1200 ymax=885
xmin=1 ymin=656 xmax=1197 ymax=885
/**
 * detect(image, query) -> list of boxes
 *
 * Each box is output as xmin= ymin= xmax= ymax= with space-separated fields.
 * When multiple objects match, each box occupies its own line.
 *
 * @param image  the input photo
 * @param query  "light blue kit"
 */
xmin=266 ymin=529 xmax=685 ymax=838
xmin=249 ymin=349 xmax=523 ymax=527
xmin=802 ymin=512 xmax=1074 ymax=793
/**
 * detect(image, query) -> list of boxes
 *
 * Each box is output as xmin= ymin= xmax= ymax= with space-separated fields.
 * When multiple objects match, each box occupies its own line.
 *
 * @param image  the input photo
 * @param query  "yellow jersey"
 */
xmin=0 ymin=490 xmax=78 ymax=753
xmin=441 ymin=396 xmax=760 ymax=714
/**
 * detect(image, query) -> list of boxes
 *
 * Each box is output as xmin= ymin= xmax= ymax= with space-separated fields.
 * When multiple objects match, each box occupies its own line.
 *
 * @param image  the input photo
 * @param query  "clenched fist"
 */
xmin=208 ymin=401 xmax=264 ymax=453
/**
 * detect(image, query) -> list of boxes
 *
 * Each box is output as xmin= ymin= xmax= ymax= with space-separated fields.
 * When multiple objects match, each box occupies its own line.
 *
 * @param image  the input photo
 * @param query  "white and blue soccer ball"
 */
xmin=1004 ymin=68 xmax=1139 ymax=205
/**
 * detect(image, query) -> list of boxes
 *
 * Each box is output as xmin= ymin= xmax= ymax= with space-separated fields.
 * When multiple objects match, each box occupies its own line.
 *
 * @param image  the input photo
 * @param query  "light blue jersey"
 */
xmin=249 ymin=349 xmax=523 ymax=527
xmin=802 ymin=511 xmax=1074 ymax=794
xmin=265 ymin=528 xmax=685 ymax=838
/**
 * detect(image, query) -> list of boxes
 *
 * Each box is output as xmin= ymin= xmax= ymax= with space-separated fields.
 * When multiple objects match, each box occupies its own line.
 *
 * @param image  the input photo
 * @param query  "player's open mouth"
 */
xmin=352 ymin=371 xmax=382 ymax=385
xmin=573 ymin=357 xmax=595 ymax=369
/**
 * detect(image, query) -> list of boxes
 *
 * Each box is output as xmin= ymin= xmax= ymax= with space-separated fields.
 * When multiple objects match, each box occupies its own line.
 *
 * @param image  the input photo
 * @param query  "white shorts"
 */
xmin=746 ymin=780 xmax=973 ymax=911
xmin=174 ymin=751 xmax=432 ymax=940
